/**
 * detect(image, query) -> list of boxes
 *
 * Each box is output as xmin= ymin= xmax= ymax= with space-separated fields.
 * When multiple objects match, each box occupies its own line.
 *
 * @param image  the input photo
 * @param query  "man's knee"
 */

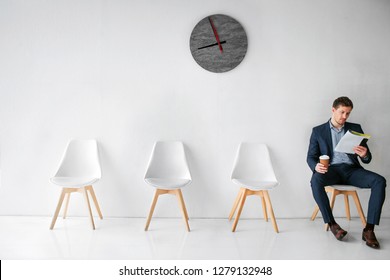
xmin=310 ymin=173 xmax=327 ymax=193
xmin=311 ymin=172 xmax=326 ymax=186
xmin=373 ymin=174 xmax=386 ymax=189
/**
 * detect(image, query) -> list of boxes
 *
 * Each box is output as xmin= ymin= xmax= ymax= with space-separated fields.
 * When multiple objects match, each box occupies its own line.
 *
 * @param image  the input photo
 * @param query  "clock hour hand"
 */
xmin=198 ymin=40 xmax=226 ymax=50
xmin=208 ymin=17 xmax=223 ymax=53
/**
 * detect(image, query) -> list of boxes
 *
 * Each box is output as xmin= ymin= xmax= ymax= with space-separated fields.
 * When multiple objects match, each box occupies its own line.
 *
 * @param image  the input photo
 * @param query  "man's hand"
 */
xmin=353 ymin=145 xmax=367 ymax=158
xmin=315 ymin=163 xmax=328 ymax=174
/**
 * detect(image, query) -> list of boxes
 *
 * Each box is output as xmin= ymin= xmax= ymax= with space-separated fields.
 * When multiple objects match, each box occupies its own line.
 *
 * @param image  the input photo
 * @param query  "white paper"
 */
xmin=334 ymin=130 xmax=371 ymax=154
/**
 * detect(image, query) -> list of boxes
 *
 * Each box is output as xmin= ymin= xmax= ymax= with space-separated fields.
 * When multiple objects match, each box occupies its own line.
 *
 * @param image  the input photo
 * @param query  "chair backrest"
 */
xmin=145 ymin=141 xmax=191 ymax=180
xmin=231 ymin=142 xmax=277 ymax=181
xmin=54 ymin=139 xmax=101 ymax=178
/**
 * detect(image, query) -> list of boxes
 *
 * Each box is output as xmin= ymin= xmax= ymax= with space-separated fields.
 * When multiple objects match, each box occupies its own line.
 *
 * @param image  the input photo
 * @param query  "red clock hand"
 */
xmin=208 ymin=17 xmax=223 ymax=53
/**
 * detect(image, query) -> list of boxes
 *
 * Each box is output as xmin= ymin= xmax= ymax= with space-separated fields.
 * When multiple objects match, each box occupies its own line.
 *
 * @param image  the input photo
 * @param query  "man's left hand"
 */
xmin=353 ymin=145 xmax=367 ymax=158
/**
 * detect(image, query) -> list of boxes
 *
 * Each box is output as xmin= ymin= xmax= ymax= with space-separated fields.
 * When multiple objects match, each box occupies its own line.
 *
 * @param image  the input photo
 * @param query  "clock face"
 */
xmin=189 ymin=14 xmax=248 ymax=73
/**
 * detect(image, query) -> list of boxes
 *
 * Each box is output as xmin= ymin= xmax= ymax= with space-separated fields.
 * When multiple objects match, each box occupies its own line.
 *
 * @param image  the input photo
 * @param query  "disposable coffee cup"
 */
xmin=319 ymin=155 xmax=330 ymax=168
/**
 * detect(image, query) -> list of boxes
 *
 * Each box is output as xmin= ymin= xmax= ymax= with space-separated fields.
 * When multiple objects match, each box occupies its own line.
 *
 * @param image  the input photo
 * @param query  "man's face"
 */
xmin=332 ymin=105 xmax=352 ymax=126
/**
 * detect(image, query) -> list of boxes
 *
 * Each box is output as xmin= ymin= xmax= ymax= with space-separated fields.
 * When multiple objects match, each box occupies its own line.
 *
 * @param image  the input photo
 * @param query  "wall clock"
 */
xmin=189 ymin=14 xmax=248 ymax=73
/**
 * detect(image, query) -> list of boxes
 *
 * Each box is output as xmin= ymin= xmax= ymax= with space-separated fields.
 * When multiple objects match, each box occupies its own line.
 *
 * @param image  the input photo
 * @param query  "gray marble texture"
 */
xmin=190 ymin=14 xmax=248 ymax=73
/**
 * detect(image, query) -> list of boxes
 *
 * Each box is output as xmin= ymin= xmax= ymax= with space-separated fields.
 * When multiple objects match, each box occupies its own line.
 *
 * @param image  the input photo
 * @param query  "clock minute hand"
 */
xmin=198 ymin=40 xmax=227 ymax=50
xmin=208 ymin=17 xmax=223 ymax=53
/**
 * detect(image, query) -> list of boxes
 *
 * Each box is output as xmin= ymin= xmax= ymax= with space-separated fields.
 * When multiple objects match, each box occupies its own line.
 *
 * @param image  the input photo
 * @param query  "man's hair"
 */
xmin=332 ymin=96 xmax=353 ymax=109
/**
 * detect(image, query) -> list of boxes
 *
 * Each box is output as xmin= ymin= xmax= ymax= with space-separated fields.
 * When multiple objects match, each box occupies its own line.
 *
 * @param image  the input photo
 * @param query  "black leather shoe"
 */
xmin=362 ymin=229 xmax=380 ymax=249
xmin=330 ymin=223 xmax=348 ymax=241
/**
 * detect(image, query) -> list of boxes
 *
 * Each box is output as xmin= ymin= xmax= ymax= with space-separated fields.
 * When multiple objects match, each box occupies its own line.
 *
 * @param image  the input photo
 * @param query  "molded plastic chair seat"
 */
xmin=311 ymin=185 xmax=367 ymax=231
xmin=50 ymin=177 xmax=99 ymax=188
xmin=326 ymin=185 xmax=360 ymax=191
xmin=229 ymin=143 xmax=279 ymax=233
xmin=145 ymin=178 xmax=191 ymax=189
xmin=144 ymin=141 xmax=192 ymax=232
xmin=49 ymin=139 xmax=103 ymax=230
xmin=231 ymin=179 xmax=278 ymax=190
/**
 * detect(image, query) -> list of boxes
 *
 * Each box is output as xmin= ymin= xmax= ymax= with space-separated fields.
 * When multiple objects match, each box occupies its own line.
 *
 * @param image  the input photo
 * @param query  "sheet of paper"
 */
xmin=334 ymin=130 xmax=371 ymax=154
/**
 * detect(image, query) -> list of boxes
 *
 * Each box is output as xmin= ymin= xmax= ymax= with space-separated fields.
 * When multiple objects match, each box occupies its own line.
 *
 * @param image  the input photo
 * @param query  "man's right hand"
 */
xmin=315 ymin=163 xmax=328 ymax=174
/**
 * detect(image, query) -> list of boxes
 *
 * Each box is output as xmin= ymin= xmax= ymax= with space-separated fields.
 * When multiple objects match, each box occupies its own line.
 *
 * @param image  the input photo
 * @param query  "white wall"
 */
xmin=1 ymin=0 xmax=390 ymax=220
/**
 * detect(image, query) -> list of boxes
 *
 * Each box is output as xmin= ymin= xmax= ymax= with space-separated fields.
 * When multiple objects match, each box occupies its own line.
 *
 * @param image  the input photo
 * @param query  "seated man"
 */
xmin=307 ymin=96 xmax=386 ymax=249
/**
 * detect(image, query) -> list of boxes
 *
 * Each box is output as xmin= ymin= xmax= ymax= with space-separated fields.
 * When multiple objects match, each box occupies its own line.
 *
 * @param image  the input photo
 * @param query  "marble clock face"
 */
xmin=189 ymin=14 xmax=248 ymax=73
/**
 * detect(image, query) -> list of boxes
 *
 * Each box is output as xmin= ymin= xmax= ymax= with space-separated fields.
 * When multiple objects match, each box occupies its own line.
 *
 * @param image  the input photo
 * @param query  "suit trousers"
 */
xmin=310 ymin=163 xmax=386 ymax=225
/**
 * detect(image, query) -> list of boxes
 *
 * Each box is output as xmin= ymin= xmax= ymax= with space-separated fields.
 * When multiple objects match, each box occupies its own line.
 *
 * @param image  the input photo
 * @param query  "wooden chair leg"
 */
xmin=232 ymin=188 xmax=248 ymax=232
xmin=175 ymin=189 xmax=190 ymax=232
xmin=87 ymin=185 xmax=103 ymax=219
xmin=263 ymin=190 xmax=279 ymax=233
xmin=63 ymin=192 xmax=71 ymax=219
xmin=50 ymin=188 xmax=67 ymax=230
xmin=145 ymin=189 xmax=161 ymax=231
xmin=260 ymin=193 xmax=268 ymax=222
xmin=228 ymin=188 xmax=244 ymax=220
xmin=82 ymin=187 xmax=95 ymax=230
xmin=311 ymin=205 xmax=320 ymax=221
xmin=344 ymin=194 xmax=351 ymax=220
xmin=351 ymin=191 xmax=367 ymax=227
xmin=177 ymin=189 xmax=189 ymax=221
xmin=329 ymin=189 xmax=337 ymax=210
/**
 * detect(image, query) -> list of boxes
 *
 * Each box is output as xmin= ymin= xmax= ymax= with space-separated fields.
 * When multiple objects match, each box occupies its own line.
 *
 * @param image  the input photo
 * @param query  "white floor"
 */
xmin=0 ymin=216 xmax=389 ymax=260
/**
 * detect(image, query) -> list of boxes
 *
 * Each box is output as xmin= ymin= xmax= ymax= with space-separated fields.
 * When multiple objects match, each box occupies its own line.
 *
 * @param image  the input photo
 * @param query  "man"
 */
xmin=307 ymin=96 xmax=386 ymax=249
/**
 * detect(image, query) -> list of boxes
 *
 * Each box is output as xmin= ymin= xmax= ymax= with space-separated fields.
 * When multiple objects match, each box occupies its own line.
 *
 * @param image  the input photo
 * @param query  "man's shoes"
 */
xmin=329 ymin=223 xmax=348 ymax=241
xmin=362 ymin=229 xmax=380 ymax=249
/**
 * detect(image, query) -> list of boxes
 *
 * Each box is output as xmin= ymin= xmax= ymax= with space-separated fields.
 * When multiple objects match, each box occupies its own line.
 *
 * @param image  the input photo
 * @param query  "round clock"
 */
xmin=189 ymin=14 xmax=248 ymax=73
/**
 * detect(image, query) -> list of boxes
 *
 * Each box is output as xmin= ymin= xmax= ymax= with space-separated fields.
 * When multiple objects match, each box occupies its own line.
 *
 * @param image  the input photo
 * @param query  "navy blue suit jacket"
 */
xmin=307 ymin=120 xmax=371 ymax=172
